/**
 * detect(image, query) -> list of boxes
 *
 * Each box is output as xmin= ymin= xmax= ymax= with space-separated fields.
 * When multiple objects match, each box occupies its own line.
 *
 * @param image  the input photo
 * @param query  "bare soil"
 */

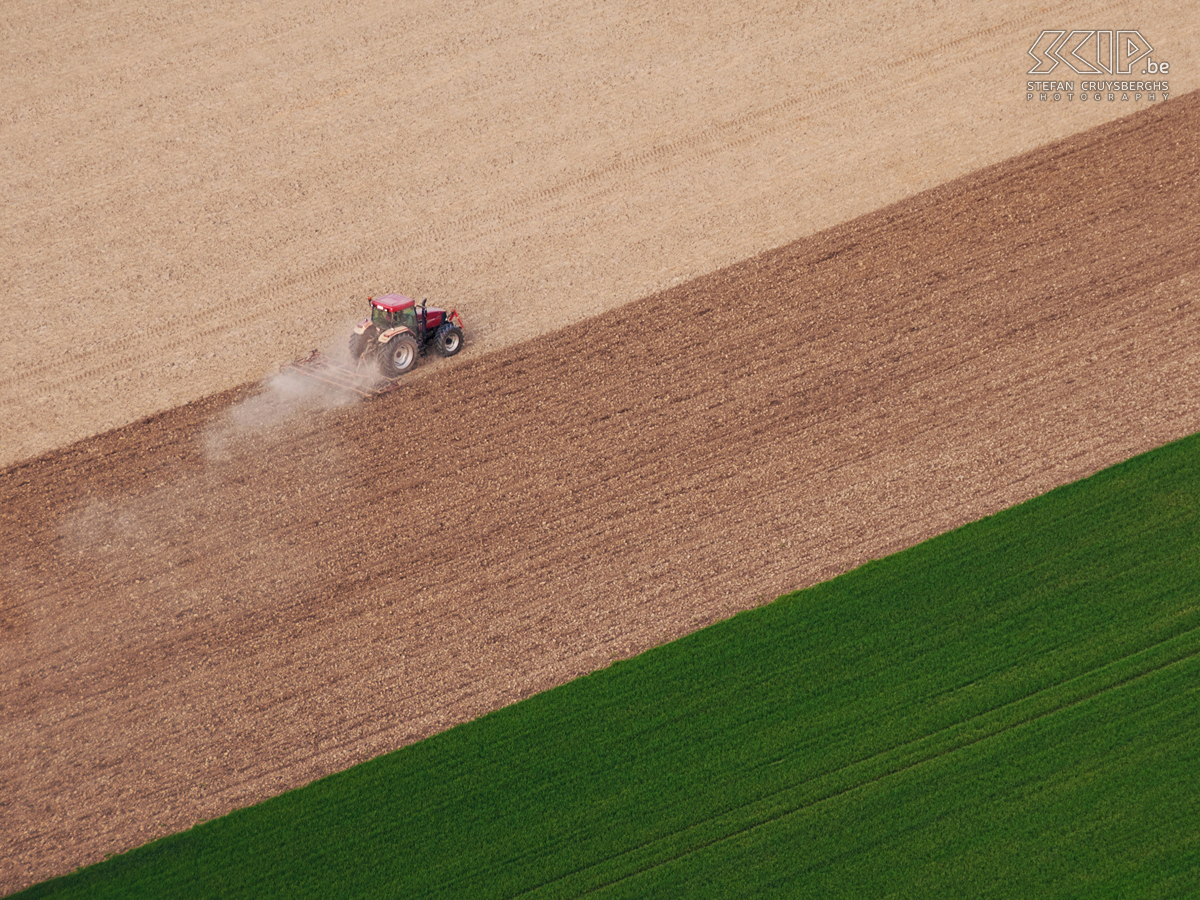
xmin=3 ymin=0 xmax=1197 ymax=468
xmin=1 ymin=95 xmax=1198 ymax=894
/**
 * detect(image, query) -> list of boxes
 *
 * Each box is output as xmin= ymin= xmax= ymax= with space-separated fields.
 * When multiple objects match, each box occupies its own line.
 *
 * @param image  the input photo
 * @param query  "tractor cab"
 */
xmin=370 ymin=294 xmax=419 ymax=334
xmin=350 ymin=291 xmax=464 ymax=377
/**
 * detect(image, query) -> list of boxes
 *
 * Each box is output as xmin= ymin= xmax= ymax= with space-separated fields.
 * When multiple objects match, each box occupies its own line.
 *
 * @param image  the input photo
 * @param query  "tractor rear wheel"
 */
xmin=434 ymin=324 xmax=464 ymax=357
xmin=348 ymin=332 xmax=369 ymax=361
xmin=378 ymin=333 xmax=419 ymax=377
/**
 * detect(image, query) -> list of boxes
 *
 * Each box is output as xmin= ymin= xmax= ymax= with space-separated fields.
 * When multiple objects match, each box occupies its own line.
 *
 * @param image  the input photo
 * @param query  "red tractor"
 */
xmin=349 ymin=293 xmax=465 ymax=377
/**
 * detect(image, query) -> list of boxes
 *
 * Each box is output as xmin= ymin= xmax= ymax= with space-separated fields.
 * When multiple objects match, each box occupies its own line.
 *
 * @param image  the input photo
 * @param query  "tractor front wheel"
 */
xmin=378 ymin=334 xmax=419 ymax=378
xmin=433 ymin=324 xmax=464 ymax=357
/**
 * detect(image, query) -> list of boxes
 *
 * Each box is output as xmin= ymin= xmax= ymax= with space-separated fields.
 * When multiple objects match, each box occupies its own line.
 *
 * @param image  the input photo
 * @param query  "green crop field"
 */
xmin=19 ymin=433 xmax=1200 ymax=899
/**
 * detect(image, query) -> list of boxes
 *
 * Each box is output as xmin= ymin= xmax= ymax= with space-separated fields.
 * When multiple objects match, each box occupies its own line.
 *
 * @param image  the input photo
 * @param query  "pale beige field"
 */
xmin=3 ymin=1 xmax=1200 ymax=894
xmin=3 ymin=0 xmax=1196 ymax=467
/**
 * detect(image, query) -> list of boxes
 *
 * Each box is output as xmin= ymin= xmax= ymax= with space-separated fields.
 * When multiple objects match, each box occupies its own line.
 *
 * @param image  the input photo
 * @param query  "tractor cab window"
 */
xmin=372 ymin=304 xmax=417 ymax=331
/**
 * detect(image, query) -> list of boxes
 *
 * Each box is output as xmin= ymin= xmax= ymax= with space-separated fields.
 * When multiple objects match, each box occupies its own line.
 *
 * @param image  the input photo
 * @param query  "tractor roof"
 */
xmin=371 ymin=293 xmax=416 ymax=312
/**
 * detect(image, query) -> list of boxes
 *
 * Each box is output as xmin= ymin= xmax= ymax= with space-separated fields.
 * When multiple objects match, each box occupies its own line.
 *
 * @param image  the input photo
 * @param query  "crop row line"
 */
xmin=508 ymin=617 xmax=1200 ymax=898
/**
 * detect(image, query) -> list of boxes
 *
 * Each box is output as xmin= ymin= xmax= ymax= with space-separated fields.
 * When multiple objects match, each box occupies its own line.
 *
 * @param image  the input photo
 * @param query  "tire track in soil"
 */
xmin=0 ymin=0 xmax=1105 ymax=397
xmin=1 ymin=94 xmax=1198 ymax=894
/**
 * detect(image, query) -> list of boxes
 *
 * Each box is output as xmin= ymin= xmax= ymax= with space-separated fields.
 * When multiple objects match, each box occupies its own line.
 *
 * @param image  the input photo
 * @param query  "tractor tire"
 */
xmin=348 ymin=332 xmax=369 ymax=361
xmin=378 ymin=333 xmax=419 ymax=378
xmin=433 ymin=324 xmax=464 ymax=357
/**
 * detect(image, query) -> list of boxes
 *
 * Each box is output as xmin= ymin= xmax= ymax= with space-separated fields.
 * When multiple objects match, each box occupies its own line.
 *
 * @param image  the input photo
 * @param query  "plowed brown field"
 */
xmin=2 ymin=95 xmax=1198 ymax=894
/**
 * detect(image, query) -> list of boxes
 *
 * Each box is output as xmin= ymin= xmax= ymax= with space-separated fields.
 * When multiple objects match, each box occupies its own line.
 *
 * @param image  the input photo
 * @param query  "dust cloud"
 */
xmin=54 ymin=327 xmax=361 ymax=640
xmin=205 ymin=326 xmax=371 ymax=461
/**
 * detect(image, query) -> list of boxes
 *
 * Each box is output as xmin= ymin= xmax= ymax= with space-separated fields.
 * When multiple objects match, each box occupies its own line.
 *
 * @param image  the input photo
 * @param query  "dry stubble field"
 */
xmin=3 ymin=0 xmax=1197 ymax=467
xmin=1 ymin=93 xmax=1198 ymax=893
